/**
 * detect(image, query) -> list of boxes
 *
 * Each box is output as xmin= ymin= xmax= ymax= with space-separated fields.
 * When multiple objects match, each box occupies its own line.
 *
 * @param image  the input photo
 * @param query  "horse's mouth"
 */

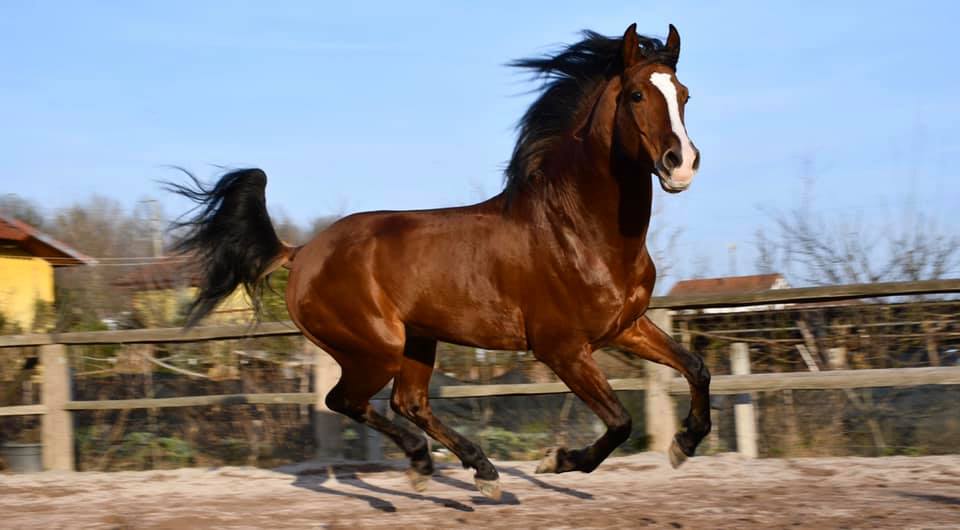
xmin=654 ymin=168 xmax=691 ymax=194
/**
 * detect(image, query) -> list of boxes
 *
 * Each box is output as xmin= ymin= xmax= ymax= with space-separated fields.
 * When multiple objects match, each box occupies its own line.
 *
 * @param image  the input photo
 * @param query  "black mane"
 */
xmin=504 ymin=30 xmax=676 ymax=198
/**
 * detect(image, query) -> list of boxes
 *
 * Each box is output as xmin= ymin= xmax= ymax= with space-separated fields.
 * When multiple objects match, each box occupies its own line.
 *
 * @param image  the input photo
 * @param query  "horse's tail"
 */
xmin=165 ymin=168 xmax=296 ymax=328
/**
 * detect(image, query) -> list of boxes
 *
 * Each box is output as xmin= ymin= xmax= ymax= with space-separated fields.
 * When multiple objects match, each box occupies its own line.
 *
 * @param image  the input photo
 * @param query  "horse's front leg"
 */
xmin=612 ymin=315 xmax=711 ymax=467
xmin=533 ymin=343 xmax=633 ymax=474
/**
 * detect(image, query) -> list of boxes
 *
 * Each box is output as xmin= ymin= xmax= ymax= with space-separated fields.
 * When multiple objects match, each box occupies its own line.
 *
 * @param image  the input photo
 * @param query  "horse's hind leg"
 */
xmin=321 ymin=353 xmax=435 ymax=488
xmin=532 ymin=343 xmax=633 ymax=474
xmin=390 ymin=336 xmax=502 ymax=500
xmin=611 ymin=315 xmax=712 ymax=467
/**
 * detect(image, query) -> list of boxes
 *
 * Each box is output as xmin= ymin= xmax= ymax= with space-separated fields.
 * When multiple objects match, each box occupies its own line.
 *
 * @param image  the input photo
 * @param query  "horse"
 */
xmin=168 ymin=23 xmax=710 ymax=501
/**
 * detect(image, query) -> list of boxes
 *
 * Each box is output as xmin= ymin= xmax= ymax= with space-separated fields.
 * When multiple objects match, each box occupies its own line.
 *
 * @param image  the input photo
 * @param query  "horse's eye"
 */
xmin=630 ymin=91 xmax=644 ymax=102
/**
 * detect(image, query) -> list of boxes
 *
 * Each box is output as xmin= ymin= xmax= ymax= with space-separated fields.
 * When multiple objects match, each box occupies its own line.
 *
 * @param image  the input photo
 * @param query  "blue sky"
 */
xmin=2 ymin=2 xmax=958 ymax=282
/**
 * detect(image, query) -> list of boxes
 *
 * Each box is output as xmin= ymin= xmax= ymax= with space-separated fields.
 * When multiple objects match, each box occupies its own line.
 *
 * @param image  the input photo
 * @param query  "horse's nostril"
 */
xmin=663 ymin=149 xmax=681 ymax=171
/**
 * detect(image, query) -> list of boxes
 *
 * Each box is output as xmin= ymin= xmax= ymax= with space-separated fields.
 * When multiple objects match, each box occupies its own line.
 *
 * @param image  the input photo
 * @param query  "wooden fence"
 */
xmin=2 ymin=278 xmax=959 ymax=471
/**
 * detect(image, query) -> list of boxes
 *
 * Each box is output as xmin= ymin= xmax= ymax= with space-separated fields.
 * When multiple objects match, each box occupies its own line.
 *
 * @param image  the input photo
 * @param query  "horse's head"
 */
xmin=505 ymin=25 xmax=700 ymax=202
xmin=610 ymin=24 xmax=699 ymax=193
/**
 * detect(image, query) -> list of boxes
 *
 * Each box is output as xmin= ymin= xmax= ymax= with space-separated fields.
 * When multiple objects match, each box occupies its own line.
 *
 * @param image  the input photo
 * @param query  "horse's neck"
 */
xmin=521 ymin=145 xmax=654 ymax=260
xmin=564 ymin=97 xmax=655 ymax=247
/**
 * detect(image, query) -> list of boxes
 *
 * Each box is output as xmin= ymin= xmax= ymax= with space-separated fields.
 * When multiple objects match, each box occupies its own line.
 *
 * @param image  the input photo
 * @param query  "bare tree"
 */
xmin=273 ymin=215 xmax=308 ymax=247
xmin=47 ymin=197 xmax=150 ymax=328
xmin=645 ymin=194 xmax=687 ymax=292
xmin=308 ymin=215 xmax=339 ymax=238
xmin=755 ymin=181 xmax=958 ymax=285
xmin=0 ymin=194 xmax=47 ymax=229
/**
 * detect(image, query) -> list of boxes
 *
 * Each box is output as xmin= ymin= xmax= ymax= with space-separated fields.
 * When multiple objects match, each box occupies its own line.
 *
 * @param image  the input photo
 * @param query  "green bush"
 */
xmin=115 ymin=432 xmax=195 ymax=469
xmin=479 ymin=427 xmax=548 ymax=460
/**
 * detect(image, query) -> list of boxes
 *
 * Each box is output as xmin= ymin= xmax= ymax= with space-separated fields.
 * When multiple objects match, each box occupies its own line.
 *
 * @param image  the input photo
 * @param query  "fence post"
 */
xmin=730 ymin=342 xmax=758 ymax=458
xmin=306 ymin=340 xmax=344 ymax=459
xmin=827 ymin=347 xmax=848 ymax=370
xmin=41 ymin=343 xmax=73 ymax=471
xmin=644 ymin=309 xmax=678 ymax=453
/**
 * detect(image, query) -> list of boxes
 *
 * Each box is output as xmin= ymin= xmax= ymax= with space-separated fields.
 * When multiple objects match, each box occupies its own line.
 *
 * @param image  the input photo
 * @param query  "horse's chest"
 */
xmin=581 ymin=257 xmax=654 ymax=341
xmin=559 ymin=264 xmax=652 ymax=338
xmin=539 ymin=230 xmax=654 ymax=340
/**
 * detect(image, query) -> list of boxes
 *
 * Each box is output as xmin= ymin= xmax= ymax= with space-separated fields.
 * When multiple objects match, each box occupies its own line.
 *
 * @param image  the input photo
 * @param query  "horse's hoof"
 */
xmin=668 ymin=438 xmax=688 ymax=469
xmin=475 ymin=477 xmax=502 ymax=501
xmin=405 ymin=468 xmax=431 ymax=492
xmin=535 ymin=447 xmax=559 ymax=474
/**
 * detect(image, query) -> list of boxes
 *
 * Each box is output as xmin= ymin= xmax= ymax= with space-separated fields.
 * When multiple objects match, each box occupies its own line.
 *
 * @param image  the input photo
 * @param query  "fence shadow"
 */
xmin=500 ymin=466 xmax=594 ymax=500
xmin=285 ymin=465 xmax=475 ymax=513
xmin=283 ymin=461 xmax=598 ymax=510
xmin=289 ymin=468 xmax=398 ymax=513
xmin=896 ymin=491 xmax=960 ymax=506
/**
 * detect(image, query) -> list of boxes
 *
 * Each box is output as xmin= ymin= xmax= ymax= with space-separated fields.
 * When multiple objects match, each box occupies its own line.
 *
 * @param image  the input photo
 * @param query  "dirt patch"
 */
xmin=1 ymin=453 xmax=958 ymax=529
xmin=785 ymin=459 xmax=839 ymax=477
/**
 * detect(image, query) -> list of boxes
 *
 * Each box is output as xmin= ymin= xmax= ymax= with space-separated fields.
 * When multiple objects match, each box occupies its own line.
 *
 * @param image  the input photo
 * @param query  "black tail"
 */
xmin=165 ymin=168 xmax=293 ymax=327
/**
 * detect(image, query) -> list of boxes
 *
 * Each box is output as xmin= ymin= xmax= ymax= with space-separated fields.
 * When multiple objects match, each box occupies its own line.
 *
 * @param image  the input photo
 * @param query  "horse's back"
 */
xmin=285 ymin=205 xmax=532 ymax=351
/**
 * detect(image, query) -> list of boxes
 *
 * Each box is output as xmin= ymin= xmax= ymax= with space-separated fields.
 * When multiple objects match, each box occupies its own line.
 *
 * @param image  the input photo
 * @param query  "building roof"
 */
xmin=0 ymin=214 xmax=95 ymax=267
xmin=667 ymin=273 xmax=787 ymax=297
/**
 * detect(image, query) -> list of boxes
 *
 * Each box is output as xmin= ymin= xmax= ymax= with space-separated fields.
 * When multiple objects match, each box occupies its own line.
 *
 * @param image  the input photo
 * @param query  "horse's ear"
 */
xmin=665 ymin=24 xmax=681 ymax=66
xmin=622 ymin=23 xmax=639 ymax=69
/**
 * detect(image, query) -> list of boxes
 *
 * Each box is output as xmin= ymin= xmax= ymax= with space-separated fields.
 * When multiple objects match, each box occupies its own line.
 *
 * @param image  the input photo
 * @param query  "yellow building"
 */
xmin=0 ymin=214 xmax=93 ymax=332
xmin=113 ymin=257 xmax=256 ymax=327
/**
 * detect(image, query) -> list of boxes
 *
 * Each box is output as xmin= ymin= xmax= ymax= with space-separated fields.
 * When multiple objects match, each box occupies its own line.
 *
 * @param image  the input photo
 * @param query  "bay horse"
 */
xmin=169 ymin=23 xmax=710 ymax=501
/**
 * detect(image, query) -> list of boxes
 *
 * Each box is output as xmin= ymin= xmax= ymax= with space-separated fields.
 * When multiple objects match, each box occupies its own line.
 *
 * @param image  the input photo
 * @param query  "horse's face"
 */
xmin=615 ymin=25 xmax=699 ymax=193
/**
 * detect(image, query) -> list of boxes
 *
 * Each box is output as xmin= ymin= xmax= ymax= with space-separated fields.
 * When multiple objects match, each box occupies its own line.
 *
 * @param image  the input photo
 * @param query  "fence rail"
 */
xmin=2 ymin=278 xmax=958 ymax=349
xmin=2 ymin=278 xmax=959 ymax=471
xmin=4 ymin=366 xmax=958 ymax=415
xmin=0 ymin=321 xmax=300 ymax=348
xmin=0 ymin=404 xmax=47 ymax=417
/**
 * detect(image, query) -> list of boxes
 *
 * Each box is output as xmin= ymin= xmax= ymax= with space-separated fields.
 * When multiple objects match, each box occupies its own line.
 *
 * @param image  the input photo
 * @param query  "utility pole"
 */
xmin=140 ymin=199 xmax=163 ymax=257
xmin=727 ymin=243 xmax=737 ymax=276
xmin=151 ymin=200 xmax=163 ymax=258
xmin=138 ymin=199 xmax=163 ymax=466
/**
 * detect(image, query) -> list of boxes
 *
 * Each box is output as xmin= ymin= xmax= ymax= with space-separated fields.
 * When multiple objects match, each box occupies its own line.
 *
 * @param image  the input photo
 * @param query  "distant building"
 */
xmin=112 ymin=257 xmax=255 ymax=326
xmin=667 ymin=273 xmax=790 ymax=314
xmin=0 ymin=214 xmax=94 ymax=331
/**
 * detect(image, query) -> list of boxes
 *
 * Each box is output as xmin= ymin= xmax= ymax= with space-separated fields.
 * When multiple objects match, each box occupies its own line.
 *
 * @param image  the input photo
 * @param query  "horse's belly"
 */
xmin=405 ymin=301 xmax=529 ymax=351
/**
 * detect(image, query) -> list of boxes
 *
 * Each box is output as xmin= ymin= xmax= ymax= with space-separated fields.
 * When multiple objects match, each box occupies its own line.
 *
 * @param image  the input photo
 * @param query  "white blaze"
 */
xmin=650 ymin=72 xmax=696 ymax=185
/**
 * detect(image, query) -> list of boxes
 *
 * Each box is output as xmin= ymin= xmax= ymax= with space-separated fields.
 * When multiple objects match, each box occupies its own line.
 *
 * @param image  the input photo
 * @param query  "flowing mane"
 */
xmin=504 ymin=30 xmax=678 ymax=199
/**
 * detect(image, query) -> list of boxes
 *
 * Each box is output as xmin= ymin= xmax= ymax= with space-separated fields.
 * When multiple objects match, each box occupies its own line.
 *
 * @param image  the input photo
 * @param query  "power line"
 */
xmin=42 ymin=255 xmax=186 ymax=262
xmin=36 ymin=256 xmax=192 ymax=267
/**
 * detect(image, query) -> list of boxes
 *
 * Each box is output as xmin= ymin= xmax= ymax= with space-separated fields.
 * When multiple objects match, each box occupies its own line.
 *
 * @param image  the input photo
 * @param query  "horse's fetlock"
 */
xmin=693 ymin=358 xmax=711 ymax=388
xmin=610 ymin=416 xmax=633 ymax=442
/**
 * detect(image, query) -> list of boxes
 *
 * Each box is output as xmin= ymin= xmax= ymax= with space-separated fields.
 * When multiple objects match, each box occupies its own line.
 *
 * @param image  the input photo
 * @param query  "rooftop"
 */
xmin=668 ymin=273 xmax=788 ymax=297
xmin=0 ymin=214 xmax=95 ymax=267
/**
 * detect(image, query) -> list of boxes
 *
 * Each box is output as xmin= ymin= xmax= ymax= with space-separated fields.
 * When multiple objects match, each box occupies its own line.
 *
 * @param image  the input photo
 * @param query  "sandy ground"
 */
xmin=2 ymin=453 xmax=959 ymax=529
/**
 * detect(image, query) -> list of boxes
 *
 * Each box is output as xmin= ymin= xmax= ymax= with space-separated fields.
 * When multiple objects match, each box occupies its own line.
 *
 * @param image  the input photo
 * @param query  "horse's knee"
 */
xmin=388 ymin=393 xmax=409 ymax=417
xmin=324 ymin=389 xmax=346 ymax=413
xmin=390 ymin=393 xmax=428 ymax=424
xmin=325 ymin=388 xmax=365 ymax=420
